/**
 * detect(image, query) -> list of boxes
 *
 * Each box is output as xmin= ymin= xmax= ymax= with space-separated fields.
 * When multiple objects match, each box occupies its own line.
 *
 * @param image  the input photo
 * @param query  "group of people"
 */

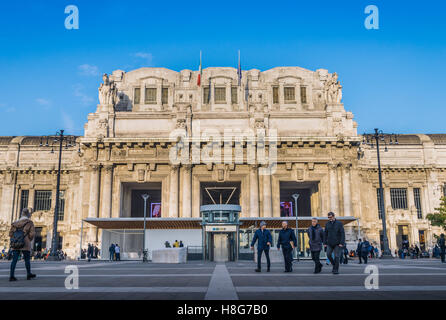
xmin=356 ymin=238 xmax=378 ymax=264
xmin=164 ymin=240 xmax=184 ymax=248
xmin=108 ymin=243 xmax=121 ymax=261
xmin=251 ymin=211 xmax=346 ymax=274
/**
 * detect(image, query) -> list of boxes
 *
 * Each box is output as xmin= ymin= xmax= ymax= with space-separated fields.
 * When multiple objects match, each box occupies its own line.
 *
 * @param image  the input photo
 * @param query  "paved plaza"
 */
xmin=1 ymin=258 xmax=446 ymax=300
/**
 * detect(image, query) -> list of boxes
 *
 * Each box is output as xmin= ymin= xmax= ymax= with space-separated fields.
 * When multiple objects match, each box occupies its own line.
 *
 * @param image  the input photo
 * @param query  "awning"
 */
xmin=84 ymin=216 xmax=357 ymax=230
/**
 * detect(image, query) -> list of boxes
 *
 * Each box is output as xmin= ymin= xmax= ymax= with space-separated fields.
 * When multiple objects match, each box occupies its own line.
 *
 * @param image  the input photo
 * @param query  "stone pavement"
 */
xmin=0 ymin=258 xmax=446 ymax=300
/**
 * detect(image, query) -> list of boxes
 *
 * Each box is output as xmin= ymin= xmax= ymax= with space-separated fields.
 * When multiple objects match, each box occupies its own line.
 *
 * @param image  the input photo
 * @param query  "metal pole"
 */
xmin=79 ymin=219 xmax=84 ymax=260
xmin=292 ymin=194 xmax=300 ymax=262
xmin=142 ymin=194 xmax=149 ymax=262
xmin=48 ymin=130 xmax=64 ymax=261
xmin=375 ymin=128 xmax=392 ymax=257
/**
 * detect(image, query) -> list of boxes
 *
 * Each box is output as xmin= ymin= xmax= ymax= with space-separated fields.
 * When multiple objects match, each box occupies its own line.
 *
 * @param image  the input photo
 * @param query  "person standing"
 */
xmin=115 ymin=244 xmax=121 ymax=261
xmin=307 ymin=218 xmax=325 ymax=273
xmin=324 ymin=212 xmax=345 ymax=275
xmin=87 ymin=243 xmax=93 ymax=262
xmin=438 ymin=234 xmax=446 ymax=263
xmin=251 ymin=221 xmax=272 ymax=272
xmin=277 ymin=221 xmax=297 ymax=273
xmin=109 ymin=243 xmax=115 ymax=261
xmin=9 ymin=208 xmax=36 ymax=281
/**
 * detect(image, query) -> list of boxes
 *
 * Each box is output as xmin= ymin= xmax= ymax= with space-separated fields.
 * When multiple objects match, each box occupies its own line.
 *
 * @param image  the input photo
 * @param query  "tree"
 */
xmin=427 ymin=196 xmax=446 ymax=232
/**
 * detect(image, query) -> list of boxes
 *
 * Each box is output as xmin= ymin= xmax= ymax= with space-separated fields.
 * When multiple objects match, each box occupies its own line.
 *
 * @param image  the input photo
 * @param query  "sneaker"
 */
xmin=9 ymin=277 xmax=17 ymax=282
xmin=332 ymin=270 xmax=339 ymax=275
xmin=255 ymin=269 xmax=261 ymax=272
xmin=27 ymin=274 xmax=36 ymax=280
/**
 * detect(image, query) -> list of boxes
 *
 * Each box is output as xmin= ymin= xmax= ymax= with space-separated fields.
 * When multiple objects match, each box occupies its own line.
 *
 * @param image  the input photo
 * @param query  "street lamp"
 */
xmin=40 ymin=130 xmax=79 ymax=261
xmin=361 ymin=129 xmax=398 ymax=258
xmin=141 ymin=194 xmax=150 ymax=262
xmin=291 ymin=193 xmax=300 ymax=262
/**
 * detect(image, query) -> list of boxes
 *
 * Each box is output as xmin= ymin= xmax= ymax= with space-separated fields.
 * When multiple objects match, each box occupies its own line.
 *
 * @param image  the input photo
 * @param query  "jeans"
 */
xmin=311 ymin=250 xmax=322 ymax=269
xmin=281 ymin=247 xmax=293 ymax=272
xmin=440 ymin=249 xmax=445 ymax=263
xmin=10 ymin=250 xmax=31 ymax=278
xmin=326 ymin=245 xmax=343 ymax=272
xmin=257 ymin=248 xmax=271 ymax=270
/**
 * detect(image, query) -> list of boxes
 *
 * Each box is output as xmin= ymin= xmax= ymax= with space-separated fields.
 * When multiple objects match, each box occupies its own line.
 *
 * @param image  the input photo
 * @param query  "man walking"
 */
xmin=251 ymin=221 xmax=272 ymax=272
xmin=277 ymin=221 xmax=297 ymax=273
xmin=307 ymin=218 xmax=324 ymax=273
xmin=359 ymin=238 xmax=370 ymax=264
xmin=438 ymin=234 xmax=445 ymax=263
xmin=324 ymin=212 xmax=345 ymax=274
xmin=9 ymin=208 xmax=37 ymax=281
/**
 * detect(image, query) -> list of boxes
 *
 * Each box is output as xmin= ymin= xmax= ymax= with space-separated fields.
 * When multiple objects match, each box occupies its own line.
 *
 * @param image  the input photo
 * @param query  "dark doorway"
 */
xmin=131 ymin=184 xmax=162 ymax=218
xmin=33 ymin=227 xmax=43 ymax=252
xmin=200 ymin=182 xmax=241 ymax=205
xmin=279 ymin=181 xmax=317 ymax=217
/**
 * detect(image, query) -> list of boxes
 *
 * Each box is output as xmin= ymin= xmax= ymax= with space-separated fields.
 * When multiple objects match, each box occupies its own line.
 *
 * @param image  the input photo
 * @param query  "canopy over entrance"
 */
xmin=84 ymin=216 xmax=358 ymax=230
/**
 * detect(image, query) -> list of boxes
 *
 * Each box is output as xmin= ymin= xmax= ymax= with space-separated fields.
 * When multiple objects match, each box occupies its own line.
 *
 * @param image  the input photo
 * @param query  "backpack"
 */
xmin=10 ymin=221 xmax=30 ymax=250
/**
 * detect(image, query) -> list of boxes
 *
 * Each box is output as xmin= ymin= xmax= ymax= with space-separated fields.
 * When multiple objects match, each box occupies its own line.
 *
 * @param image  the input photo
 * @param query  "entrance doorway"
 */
xmin=213 ymin=233 xmax=229 ymax=262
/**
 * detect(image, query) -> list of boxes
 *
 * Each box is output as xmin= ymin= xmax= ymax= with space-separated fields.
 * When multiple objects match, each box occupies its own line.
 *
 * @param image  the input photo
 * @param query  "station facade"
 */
xmin=0 ymin=66 xmax=445 ymax=260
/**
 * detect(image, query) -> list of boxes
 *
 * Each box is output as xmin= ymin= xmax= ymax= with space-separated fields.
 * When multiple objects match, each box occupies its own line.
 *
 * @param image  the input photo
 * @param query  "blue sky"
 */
xmin=0 ymin=0 xmax=444 ymax=136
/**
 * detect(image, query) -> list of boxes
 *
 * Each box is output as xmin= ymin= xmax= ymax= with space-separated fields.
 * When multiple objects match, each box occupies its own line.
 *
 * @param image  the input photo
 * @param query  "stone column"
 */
xmin=28 ymin=187 xmax=35 ymax=213
xmin=209 ymin=80 xmax=214 ymax=110
xmin=0 ymin=172 xmax=16 ymax=223
xmin=278 ymin=82 xmax=284 ymax=105
xmin=262 ymin=170 xmax=272 ymax=217
xmin=250 ymin=165 xmax=259 ymax=217
xmin=342 ymin=164 xmax=352 ymax=217
xmin=169 ymin=165 xmax=179 ymax=218
xmin=88 ymin=165 xmax=100 ymax=218
xmin=101 ymin=165 xmax=113 ymax=218
xmin=182 ymin=165 xmax=192 ymax=218
xmin=328 ymin=163 xmax=339 ymax=214
xmin=226 ymin=81 xmax=232 ymax=109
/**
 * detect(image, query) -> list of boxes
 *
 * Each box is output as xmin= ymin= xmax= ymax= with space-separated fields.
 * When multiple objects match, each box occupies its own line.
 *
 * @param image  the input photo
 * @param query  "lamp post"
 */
xmin=361 ymin=129 xmax=398 ymax=258
xmin=142 ymin=194 xmax=150 ymax=262
xmin=40 ymin=131 xmax=79 ymax=261
xmin=292 ymin=193 xmax=300 ymax=262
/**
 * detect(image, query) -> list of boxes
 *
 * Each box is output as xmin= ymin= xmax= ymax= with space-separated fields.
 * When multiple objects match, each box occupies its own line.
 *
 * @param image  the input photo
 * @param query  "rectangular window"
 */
xmin=20 ymin=190 xmax=29 ymax=212
xmin=34 ymin=190 xmax=52 ymax=211
xmin=300 ymin=86 xmax=307 ymax=104
xmin=414 ymin=188 xmax=422 ymax=219
xmin=390 ymin=188 xmax=408 ymax=210
xmin=231 ymin=87 xmax=238 ymax=104
xmin=162 ymin=88 xmax=168 ymax=105
xmin=284 ymin=87 xmax=295 ymax=102
xmin=134 ymin=88 xmax=141 ymax=104
xmin=272 ymin=86 xmax=279 ymax=104
xmin=214 ymin=87 xmax=226 ymax=103
xmin=376 ymin=188 xmax=384 ymax=219
xmin=203 ymin=87 xmax=210 ymax=104
xmin=144 ymin=88 xmax=157 ymax=104
xmin=58 ymin=190 xmax=65 ymax=221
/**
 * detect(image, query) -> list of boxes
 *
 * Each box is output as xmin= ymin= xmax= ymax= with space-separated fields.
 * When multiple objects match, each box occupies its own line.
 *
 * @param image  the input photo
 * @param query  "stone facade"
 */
xmin=0 ymin=66 xmax=445 ymax=258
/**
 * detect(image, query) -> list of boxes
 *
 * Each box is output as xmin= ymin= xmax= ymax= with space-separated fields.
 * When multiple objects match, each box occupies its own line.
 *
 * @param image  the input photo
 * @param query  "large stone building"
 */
xmin=0 ymin=66 xmax=445 ymax=260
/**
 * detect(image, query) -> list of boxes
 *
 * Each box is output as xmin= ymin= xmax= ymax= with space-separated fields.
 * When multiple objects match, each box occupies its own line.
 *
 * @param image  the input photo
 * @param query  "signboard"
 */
xmin=205 ymin=225 xmax=237 ymax=232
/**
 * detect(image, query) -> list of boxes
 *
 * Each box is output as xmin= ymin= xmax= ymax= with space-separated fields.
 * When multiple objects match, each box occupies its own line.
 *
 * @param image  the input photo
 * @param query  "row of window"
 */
xmin=20 ymin=190 xmax=65 ymax=221
xmin=376 ymin=188 xmax=423 ymax=219
xmin=133 ymin=86 xmax=308 ymax=105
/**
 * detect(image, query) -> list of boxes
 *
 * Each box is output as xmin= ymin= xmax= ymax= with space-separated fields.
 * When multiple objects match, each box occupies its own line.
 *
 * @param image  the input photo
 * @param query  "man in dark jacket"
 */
xmin=359 ymin=238 xmax=370 ymax=264
xmin=324 ymin=212 xmax=345 ymax=274
xmin=251 ymin=221 xmax=273 ymax=272
xmin=277 ymin=221 xmax=297 ymax=272
xmin=438 ymin=234 xmax=446 ymax=263
xmin=307 ymin=218 xmax=325 ymax=273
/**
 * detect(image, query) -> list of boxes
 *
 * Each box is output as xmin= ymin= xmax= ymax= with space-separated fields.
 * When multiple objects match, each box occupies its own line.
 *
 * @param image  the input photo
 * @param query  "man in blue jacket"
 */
xmin=251 ymin=221 xmax=272 ymax=272
xmin=277 ymin=221 xmax=297 ymax=272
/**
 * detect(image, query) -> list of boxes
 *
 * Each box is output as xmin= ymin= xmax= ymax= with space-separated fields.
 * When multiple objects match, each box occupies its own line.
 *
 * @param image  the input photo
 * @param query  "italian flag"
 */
xmin=197 ymin=51 xmax=202 ymax=86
